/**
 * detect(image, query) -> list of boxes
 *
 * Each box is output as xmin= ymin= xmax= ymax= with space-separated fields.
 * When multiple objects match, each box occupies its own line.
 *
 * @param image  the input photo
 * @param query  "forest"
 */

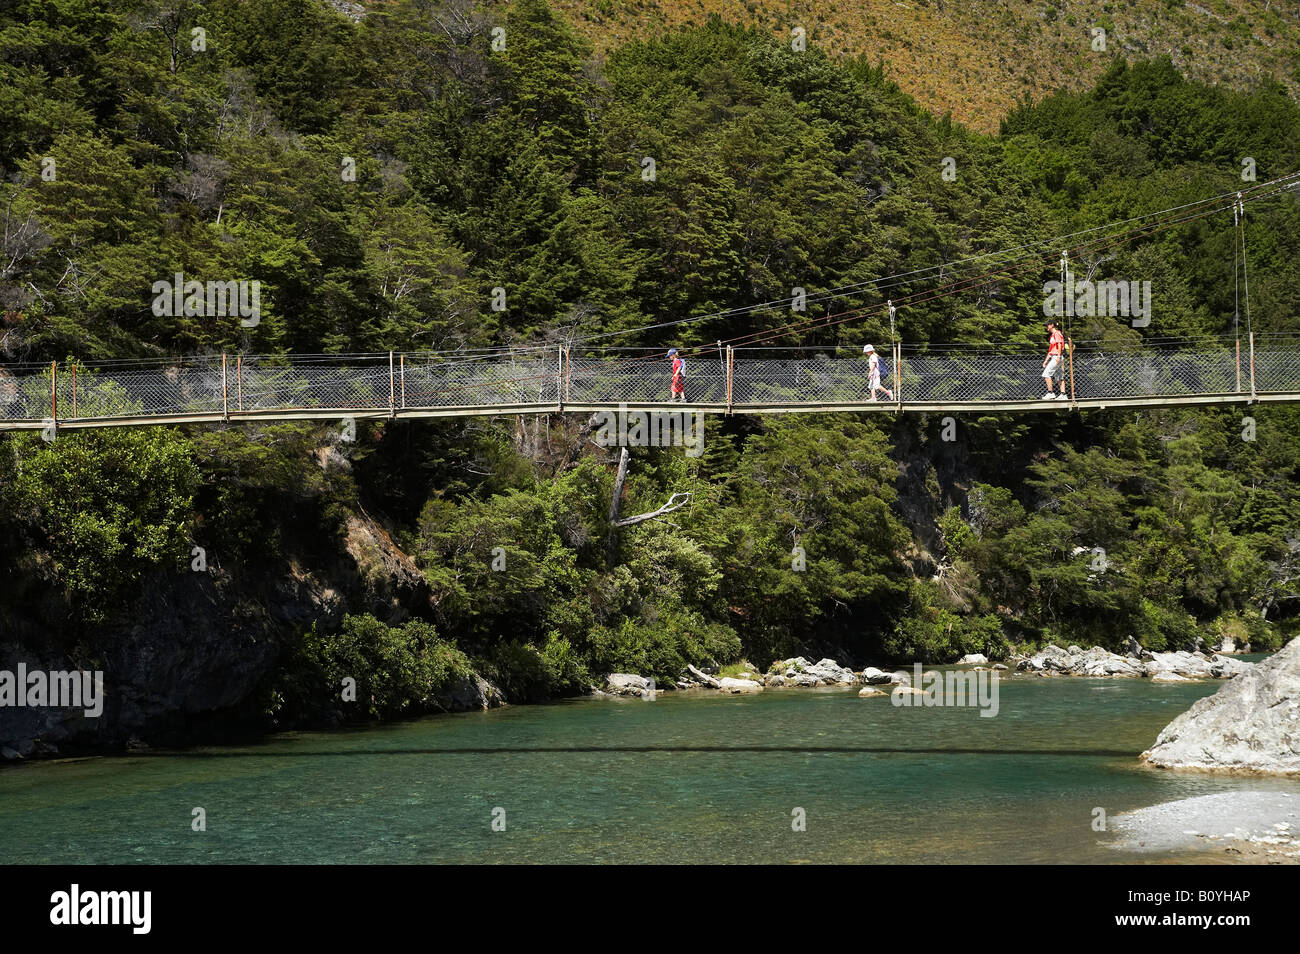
xmin=2 ymin=0 xmax=1300 ymax=735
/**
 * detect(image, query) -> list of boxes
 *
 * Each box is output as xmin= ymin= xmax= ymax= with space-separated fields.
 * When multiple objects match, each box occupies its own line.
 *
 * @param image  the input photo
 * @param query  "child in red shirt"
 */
xmin=668 ymin=348 xmax=686 ymax=402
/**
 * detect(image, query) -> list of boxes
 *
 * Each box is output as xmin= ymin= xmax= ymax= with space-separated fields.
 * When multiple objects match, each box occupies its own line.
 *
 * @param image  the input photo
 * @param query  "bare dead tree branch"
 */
xmin=613 ymin=492 xmax=692 ymax=527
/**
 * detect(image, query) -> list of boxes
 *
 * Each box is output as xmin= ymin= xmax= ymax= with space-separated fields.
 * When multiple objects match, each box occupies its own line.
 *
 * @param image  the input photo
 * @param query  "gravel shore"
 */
xmin=1110 ymin=791 xmax=1300 ymax=863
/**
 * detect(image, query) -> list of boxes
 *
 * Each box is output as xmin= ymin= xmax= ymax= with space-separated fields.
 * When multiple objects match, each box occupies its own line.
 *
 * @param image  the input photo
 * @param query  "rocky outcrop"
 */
xmin=764 ymin=657 xmax=859 ymax=687
xmin=343 ymin=509 xmax=437 ymax=623
xmin=718 ymin=676 xmax=763 ymax=693
xmin=323 ymin=0 xmax=366 ymax=21
xmin=1141 ymin=637 xmax=1300 ymax=775
xmin=957 ymin=653 xmax=989 ymax=665
xmin=1014 ymin=644 xmax=1251 ymax=679
xmin=436 ymin=673 xmax=504 ymax=712
xmin=604 ymin=673 xmax=656 ymax=697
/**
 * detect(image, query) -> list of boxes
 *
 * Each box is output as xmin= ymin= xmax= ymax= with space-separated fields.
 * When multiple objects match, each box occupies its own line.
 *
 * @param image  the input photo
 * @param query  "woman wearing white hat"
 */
xmin=863 ymin=344 xmax=893 ymax=401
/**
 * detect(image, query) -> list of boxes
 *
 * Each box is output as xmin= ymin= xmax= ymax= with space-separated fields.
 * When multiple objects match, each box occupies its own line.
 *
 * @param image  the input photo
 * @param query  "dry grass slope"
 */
xmin=480 ymin=0 xmax=1300 ymax=131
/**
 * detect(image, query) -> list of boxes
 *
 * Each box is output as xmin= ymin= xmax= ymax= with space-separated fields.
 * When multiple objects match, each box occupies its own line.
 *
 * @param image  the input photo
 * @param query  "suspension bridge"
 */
xmin=1 ymin=333 xmax=1297 ymax=433
xmin=3 ymin=174 xmax=1299 ymax=432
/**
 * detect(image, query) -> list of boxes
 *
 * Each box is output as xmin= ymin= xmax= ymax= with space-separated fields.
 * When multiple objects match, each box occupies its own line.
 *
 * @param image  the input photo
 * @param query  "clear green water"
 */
xmin=3 ymin=670 xmax=1298 ymax=863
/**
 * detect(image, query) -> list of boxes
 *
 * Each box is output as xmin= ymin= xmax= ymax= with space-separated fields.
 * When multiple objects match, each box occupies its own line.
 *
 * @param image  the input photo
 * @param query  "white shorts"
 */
xmin=1044 ymin=355 xmax=1064 ymax=381
xmin=869 ymin=371 xmax=882 ymax=388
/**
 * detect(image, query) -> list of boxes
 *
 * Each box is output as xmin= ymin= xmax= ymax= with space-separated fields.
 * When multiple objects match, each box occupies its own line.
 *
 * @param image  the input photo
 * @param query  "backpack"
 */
xmin=875 ymin=356 xmax=889 ymax=379
xmin=675 ymin=356 xmax=686 ymax=376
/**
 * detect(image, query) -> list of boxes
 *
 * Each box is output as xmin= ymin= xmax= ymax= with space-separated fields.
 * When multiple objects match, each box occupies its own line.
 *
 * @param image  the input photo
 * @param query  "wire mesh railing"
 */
xmin=2 ymin=335 xmax=1299 ymax=426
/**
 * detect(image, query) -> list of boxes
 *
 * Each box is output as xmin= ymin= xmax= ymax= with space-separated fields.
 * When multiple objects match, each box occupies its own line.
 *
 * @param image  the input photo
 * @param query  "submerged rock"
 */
xmin=1141 ymin=636 xmax=1300 ymax=775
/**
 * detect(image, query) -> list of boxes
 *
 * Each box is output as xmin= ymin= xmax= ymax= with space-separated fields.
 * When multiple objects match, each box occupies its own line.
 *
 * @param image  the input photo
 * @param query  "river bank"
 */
xmin=600 ymin=644 xmax=1257 ymax=698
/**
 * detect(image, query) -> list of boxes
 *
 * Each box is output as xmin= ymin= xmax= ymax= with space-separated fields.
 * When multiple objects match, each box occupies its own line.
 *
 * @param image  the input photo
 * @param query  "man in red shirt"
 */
xmin=668 ymin=348 xmax=686 ymax=402
xmin=1041 ymin=321 xmax=1066 ymax=400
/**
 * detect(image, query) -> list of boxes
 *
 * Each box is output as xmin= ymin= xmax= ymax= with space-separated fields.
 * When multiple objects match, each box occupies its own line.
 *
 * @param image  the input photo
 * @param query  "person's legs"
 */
xmin=1042 ymin=356 xmax=1060 ymax=398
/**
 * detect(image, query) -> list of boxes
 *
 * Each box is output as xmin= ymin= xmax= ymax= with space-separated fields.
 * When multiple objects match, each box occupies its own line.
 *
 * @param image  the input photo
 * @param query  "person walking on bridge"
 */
xmin=1041 ymin=320 xmax=1066 ymax=400
xmin=863 ymin=344 xmax=893 ymax=401
xmin=668 ymin=348 xmax=686 ymax=402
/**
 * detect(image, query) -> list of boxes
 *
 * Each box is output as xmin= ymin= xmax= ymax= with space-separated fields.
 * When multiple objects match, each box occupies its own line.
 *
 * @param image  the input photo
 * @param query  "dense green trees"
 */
xmin=3 ymin=428 xmax=199 ymax=620
xmin=2 ymin=1 xmax=1299 ymax=723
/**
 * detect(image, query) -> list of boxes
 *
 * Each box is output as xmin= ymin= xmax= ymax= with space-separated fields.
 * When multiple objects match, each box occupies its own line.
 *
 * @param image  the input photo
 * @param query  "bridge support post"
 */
xmin=726 ymin=346 xmax=734 ymax=414
xmin=237 ymin=356 xmax=243 ymax=411
xmin=894 ymin=341 xmax=902 ymax=411
xmin=1249 ymin=331 xmax=1256 ymax=402
xmin=222 ymin=354 xmax=229 ymax=420
xmin=557 ymin=343 xmax=565 ymax=411
xmin=1236 ymin=338 xmax=1241 ymax=393
xmin=563 ymin=345 xmax=571 ymax=405
xmin=1067 ymin=336 xmax=1076 ymax=407
xmin=400 ymin=353 xmax=406 ymax=409
xmin=71 ymin=362 xmax=77 ymax=419
xmin=389 ymin=351 xmax=396 ymax=418
xmin=50 ymin=360 xmax=56 ymax=429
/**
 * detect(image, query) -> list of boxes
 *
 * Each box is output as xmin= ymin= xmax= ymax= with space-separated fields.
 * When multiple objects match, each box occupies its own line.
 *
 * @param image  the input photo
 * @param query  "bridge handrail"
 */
xmin=3 ymin=333 xmax=1300 ymax=426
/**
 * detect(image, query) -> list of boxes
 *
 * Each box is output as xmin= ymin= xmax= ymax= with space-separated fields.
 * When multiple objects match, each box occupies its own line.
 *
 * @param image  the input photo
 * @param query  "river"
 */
xmin=3 ymin=667 xmax=1298 ymax=863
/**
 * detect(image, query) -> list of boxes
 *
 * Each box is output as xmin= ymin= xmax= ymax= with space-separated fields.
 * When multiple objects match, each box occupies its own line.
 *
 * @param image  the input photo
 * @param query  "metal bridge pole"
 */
xmin=237 ymin=356 xmax=243 ymax=411
xmin=894 ymin=342 xmax=902 ymax=410
xmin=71 ymin=362 xmax=77 ymax=419
xmin=1067 ymin=336 xmax=1076 ymax=407
xmin=556 ymin=343 xmax=564 ymax=410
xmin=389 ymin=351 xmax=396 ymax=418
xmin=50 ymin=360 xmax=56 ymax=427
xmin=1236 ymin=339 xmax=1242 ymax=393
xmin=1249 ymin=331 xmax=1256 ymax=401
xmin=400 ymin=353 xmax=406 ymax=409
xmin=222 ymin=354 xmax=229 ymax=420
xmin=726 ymin=346 xmax=734 ymax=414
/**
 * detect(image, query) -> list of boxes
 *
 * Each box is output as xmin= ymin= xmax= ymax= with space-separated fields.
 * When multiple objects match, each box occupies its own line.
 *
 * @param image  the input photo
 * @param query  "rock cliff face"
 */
xmin=0 ymin=506 xmax=495 ymax=759
xmin=1141 ymin=637 xmax=1300 ymax=775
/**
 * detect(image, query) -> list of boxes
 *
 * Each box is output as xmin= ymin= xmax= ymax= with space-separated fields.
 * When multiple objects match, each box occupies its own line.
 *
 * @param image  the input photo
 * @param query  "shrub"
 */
xmin=6 ymin=429 xmax=199 ymax=622
xmin=883 ymin=609 xmax=1008 ymax=663
xmin=308 ymin=614 xmax=473 ymax=720
xmin=586 ymin=612 xmax=740 ymax=684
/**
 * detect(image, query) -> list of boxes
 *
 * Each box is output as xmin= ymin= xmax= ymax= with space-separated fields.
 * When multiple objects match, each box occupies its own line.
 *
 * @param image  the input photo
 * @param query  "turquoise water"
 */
xmin=3 ymin=671 xmax=1298 ymax=863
